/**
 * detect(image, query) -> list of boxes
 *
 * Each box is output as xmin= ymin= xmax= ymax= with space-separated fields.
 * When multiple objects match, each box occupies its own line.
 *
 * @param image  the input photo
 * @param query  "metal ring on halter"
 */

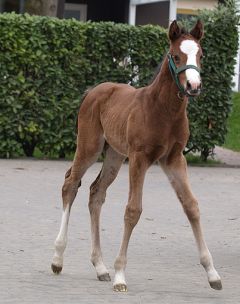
xmin=177 ymin=91 xmax=184 ymax=100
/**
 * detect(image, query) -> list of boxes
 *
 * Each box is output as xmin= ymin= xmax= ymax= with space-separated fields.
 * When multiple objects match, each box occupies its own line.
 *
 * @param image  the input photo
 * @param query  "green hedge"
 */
xmin=187 ymin=1 xmax=239 ymax=159
xmin=0 ymin=14 xmax=168 ymax=157
xmin=0 ymin=1 xmax=238 ymax=158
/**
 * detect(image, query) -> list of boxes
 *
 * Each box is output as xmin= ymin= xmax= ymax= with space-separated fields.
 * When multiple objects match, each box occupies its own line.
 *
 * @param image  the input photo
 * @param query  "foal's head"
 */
xmin=168 ymin=20 xmax=204 ymax=97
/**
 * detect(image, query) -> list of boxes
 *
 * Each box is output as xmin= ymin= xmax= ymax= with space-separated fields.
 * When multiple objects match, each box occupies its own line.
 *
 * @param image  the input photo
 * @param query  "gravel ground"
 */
xmin=0 ymin=159 xmax=239 ymax=304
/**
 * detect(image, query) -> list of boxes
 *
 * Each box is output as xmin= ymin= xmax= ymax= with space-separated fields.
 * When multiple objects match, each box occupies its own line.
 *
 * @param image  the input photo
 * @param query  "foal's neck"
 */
xmin=148 ymin=57 xmax=188 ymax=117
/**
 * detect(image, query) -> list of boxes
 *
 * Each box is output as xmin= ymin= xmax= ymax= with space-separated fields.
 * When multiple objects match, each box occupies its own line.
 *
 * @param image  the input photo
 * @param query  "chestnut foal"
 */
xmin=51 ymin=20 xmax=222 ymax=291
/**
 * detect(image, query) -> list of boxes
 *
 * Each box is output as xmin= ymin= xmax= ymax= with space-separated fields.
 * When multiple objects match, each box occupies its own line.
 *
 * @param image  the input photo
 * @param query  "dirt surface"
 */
xmin=0 ymin=159 xmax=239 ymax=304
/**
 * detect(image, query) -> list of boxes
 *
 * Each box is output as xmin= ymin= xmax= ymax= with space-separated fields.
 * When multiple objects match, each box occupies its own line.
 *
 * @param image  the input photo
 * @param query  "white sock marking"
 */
xmin=52 ymin=205 xmax=70 ymax=266
xmin=113 ymin=270 xmax=126 ymax=286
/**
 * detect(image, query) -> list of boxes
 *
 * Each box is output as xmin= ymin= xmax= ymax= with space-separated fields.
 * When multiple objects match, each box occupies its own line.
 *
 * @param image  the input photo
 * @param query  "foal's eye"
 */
xmin=173 ymin=55 xmax=180 ymax=64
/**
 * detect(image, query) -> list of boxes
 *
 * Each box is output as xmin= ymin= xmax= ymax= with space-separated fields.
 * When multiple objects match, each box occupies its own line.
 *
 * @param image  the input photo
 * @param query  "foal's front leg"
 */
xmin=161 ymin=154 xmax=222 ymax=290
xmin=113 ymin=152 xmax=150 ymax=292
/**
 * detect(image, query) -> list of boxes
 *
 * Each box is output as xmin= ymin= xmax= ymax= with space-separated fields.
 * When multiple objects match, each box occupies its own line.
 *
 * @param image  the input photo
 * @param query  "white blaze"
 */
xmin=180 ymin=40 xmax=200 ymax=89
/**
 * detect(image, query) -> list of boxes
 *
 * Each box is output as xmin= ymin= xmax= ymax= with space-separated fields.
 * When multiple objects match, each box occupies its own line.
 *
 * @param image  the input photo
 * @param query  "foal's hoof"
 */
xmin=51 ymin=263 xmax=62 ymax=274
xmin=98 ymin=273 xmax=111 ymax=281
xmin=209 ymin=280 xmax=222 ymax=290
xmin=113 ymin=283 xmax=128 ymax=292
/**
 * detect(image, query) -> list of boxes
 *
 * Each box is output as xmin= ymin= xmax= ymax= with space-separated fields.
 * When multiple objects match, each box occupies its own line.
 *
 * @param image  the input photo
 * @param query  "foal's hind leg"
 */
xmin=89 ymin=146 xmax=125 ymax=281
xmin=51 ymin=127 xmax=104 ymax=274
xmin=161 ymin=154 xmax=222 ymax=290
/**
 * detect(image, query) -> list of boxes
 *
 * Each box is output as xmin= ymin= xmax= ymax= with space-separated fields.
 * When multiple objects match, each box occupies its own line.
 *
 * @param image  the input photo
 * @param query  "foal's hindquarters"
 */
xmin=51 ymin=83 xmax=134 ymax=285
xmin=51 ymin=83 xmax=222 ymax=291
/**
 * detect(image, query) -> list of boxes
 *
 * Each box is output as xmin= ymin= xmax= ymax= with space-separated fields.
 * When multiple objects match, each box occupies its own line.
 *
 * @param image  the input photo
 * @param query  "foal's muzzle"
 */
xmin=186 ymin=81 xmax=202 ymax=96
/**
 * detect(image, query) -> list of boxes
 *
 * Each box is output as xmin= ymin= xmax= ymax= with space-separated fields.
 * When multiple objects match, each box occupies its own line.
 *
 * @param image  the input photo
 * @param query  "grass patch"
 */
xmin=33 ymin=148 xmax=221 ymax=166
xmin=27 ymin=148 xmax=223 ymax=167
xmin=33 ymin=148 xmax=74 ymax=160
xmin=185 ymin=153 xmax=221 ymax=166
xmin=224 ymin=92 xmax=240 ymax=151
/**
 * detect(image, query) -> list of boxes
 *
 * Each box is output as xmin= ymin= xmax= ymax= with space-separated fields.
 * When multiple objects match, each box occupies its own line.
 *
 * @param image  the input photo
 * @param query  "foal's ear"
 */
xmin=190 ymin=19 xmax=204 ymax=41
xmin=169 ymin=20 xmax=181 ymax=41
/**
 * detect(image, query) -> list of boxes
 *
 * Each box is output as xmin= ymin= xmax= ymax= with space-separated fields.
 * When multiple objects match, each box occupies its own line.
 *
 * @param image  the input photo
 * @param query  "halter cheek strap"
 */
xmin=167 ymin=53 xmax=201 ymax=98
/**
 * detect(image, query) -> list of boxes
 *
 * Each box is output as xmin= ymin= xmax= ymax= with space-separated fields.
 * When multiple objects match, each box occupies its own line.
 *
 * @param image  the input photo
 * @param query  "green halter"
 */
xmin=167 ymin=53 xmax=201 ymax=97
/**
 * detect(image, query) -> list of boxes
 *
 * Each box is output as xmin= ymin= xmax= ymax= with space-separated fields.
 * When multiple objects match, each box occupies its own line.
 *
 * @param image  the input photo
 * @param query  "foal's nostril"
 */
xmin=186 ymin=81 xmax=202 ymax=96
xmin=187 ymin=81 xmax=191 ymax=90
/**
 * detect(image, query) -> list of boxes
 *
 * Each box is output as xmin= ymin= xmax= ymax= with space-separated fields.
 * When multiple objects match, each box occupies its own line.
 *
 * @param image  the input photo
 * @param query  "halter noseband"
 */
xmin=167 ymin=53 xmax=201 ymax=98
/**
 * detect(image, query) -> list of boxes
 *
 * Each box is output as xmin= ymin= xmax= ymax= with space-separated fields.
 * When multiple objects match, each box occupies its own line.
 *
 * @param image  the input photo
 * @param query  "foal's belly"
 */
xmin=102 ymin=118 xmax=129 ymax=156
xmin=104 ymin=132 xmax=128 ymax=156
